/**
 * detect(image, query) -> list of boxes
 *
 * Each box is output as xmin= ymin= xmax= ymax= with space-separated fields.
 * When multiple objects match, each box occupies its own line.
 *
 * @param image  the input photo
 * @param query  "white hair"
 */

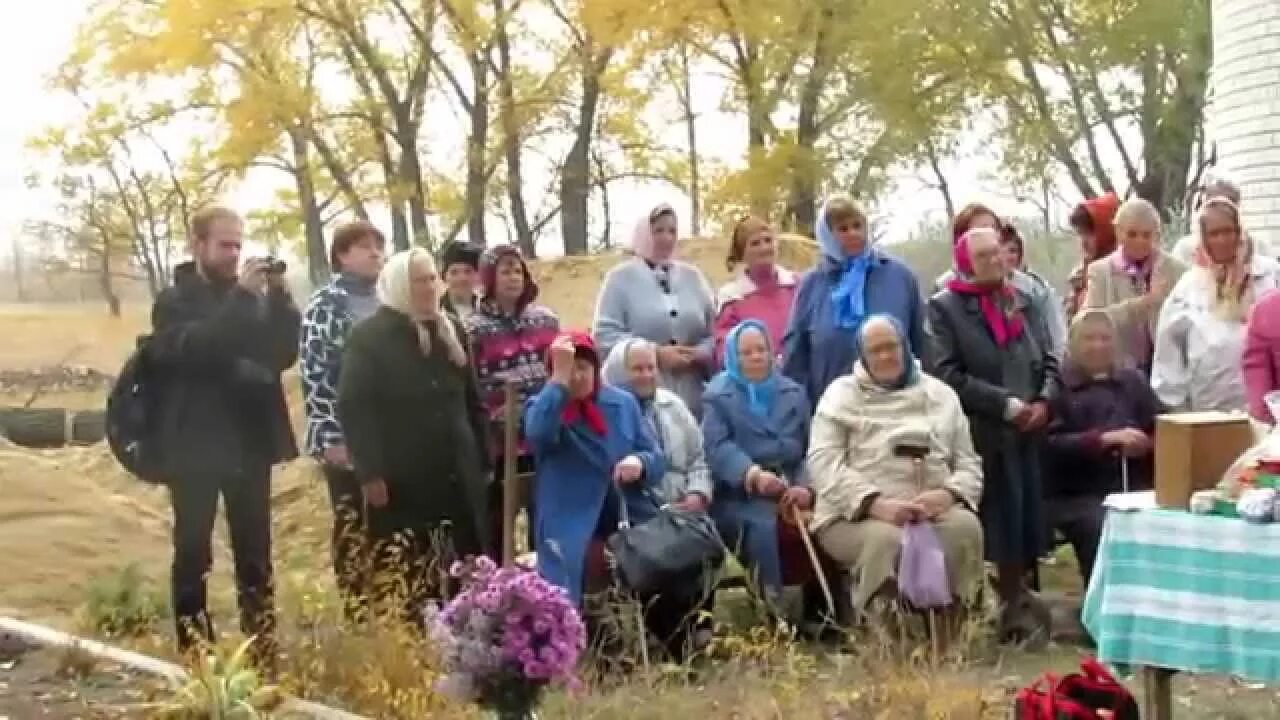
xmin=377 ymin=248 xmax=468 ymax=367
xmin=1113 ymin=197 xmax=1161 ymax=231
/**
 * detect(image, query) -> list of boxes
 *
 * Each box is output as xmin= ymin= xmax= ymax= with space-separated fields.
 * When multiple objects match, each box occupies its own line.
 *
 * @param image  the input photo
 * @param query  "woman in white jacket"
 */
xmin=1152 ymin=199 xmax=1280 ymax=412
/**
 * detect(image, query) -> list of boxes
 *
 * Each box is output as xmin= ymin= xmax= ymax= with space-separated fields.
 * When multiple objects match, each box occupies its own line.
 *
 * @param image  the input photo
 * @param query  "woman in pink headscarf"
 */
xmin=592 ymin=203 xmax=716 ymax=416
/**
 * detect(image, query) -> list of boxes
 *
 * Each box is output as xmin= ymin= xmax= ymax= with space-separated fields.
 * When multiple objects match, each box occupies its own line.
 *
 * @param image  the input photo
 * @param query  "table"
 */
xmin=1082 ymin=509 xmax=1280 ymax=719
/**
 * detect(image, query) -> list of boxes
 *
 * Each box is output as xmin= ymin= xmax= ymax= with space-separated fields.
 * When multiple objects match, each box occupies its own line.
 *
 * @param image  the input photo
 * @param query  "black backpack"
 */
xmin=106 ymin=336 xmax=165 ymax=484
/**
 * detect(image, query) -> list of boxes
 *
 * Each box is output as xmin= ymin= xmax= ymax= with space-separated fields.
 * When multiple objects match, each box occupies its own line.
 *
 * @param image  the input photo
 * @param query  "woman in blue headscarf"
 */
xmin=807 ymin=314 xmax=985 ymax=617
xmin=702 ymin=320 xmax=813 ymax=612
xmin=782 ymin=195 xmax=926 ymax=407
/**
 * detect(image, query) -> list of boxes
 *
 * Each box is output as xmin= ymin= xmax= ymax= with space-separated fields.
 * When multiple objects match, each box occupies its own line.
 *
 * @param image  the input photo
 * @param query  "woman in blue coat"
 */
xmin=702 ymin=320 xmax=812 ymax=609
xmin=782 ymin=194 xmax=925 ymax=407
xmin=524 ymin=330 xmax=666 ymax=607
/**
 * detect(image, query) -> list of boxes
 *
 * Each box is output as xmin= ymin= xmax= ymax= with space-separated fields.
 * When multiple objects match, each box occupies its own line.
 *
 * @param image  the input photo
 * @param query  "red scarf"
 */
xmin=948 ymin=233 xmax=1025 ymax=348
xmin=548 ymin=331 xmax=607 ymax=435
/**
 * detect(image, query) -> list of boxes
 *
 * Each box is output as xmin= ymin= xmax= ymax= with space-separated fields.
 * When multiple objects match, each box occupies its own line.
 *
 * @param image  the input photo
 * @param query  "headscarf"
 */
xmin=630 ymin=203 xmax=678 ymax=263
xmin=546 ymin=331 xmax=607 ymax=435
xmin=601 ymin=338 xmax=656 ymax=402
xmin=601 ymin=338 xmax=663 ymax=446
xmin=1081 ymin=193 xmax=1120 ymax=262
xmin=723 ymin=319 xmax=778 ymax=417
xmin=856 ymin=314 xmax=919 ymax=390
xmin=1066 ymin=193 xmax=1120 ymax=316
xmin=946 ymin=230 xmax=1025 ymax=348
xmin=377 ymin=249 xmax=468 ymax=367
xmin=479 ymin=244 xmax=538 ymax=311
xmin=1197 ymin=198 xmax=1256 ymax=322
xmin=1065 ymin=310 xmax=1118 ymax=382
xmin=817 ymin=196 xmax=873 ymax=332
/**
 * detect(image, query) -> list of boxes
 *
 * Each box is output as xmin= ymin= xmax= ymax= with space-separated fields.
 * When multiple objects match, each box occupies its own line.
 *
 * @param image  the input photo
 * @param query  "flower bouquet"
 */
xmin=428 ymin=557 xmax=586 ymax=720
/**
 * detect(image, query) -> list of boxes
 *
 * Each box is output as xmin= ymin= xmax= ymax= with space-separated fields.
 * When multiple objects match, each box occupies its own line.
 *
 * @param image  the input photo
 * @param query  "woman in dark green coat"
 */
xmin=338 ymin=248 xmax=490 ymax=627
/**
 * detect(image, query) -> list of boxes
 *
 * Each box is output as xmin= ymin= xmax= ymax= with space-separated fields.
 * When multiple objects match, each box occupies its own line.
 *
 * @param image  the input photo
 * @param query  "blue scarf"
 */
xmin=724 ymin=319 xmax=778 ymax=417
xmin=817 ymin=200 xmax=872 ymax=332
xmin=858 ymin=314 xmax=919 ymax=390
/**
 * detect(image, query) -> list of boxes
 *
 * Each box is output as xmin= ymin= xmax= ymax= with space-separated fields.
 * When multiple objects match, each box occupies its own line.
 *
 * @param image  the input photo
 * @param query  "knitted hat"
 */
xmin=440 ymin=241 xmax=482 ymax=271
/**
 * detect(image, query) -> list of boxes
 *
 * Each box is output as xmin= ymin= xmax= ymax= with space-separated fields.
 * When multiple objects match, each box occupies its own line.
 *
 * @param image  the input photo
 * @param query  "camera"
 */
xmin=260 ymin=256 xmax=288 ymax=274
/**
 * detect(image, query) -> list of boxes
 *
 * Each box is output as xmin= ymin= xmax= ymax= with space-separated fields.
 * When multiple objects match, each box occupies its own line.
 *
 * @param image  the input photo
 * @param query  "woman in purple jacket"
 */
xmin=1046 ymin=310 xmax=1162 ymax=588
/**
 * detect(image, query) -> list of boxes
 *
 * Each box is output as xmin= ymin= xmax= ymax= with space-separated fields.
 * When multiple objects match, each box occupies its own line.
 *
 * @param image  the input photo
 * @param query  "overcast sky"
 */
xmin=0 ymin=1 xmax=1066 ymax=262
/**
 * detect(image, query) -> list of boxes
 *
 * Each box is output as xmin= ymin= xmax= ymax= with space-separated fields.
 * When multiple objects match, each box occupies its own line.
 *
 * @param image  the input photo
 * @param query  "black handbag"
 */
xmin=605 ymin=483 xmax=725 ymax=598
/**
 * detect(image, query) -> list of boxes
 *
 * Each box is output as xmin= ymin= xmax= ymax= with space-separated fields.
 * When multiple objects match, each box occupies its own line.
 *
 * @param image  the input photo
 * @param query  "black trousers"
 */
xmin=366 ymin=500 xmax=483 ymax=631
xmin=1047 ymin=494 xmax=1106 ymax=588
xmin=322 ymin=464 xmax=369 ymax=622
xmin=168 ymin=465 xmax=274 ymax=653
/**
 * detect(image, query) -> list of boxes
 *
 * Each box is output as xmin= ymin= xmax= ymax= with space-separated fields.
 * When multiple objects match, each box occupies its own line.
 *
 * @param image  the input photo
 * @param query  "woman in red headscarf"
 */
xmin=926 ymin=228 xmax=1062 ymax=646
xmin=523 ymin=331 xmax=666 ymax=607
xmin=1066 ymin=193 xmax=1121 ymax=318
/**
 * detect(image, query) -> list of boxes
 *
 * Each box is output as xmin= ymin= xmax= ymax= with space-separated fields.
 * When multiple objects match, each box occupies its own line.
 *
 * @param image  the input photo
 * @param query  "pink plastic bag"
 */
xmin=899 ymin=522 xmax=952 ymax=609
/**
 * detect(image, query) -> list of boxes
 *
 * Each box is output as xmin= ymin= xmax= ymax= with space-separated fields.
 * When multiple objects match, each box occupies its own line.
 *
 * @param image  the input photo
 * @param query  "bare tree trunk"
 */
xmin=465 ymin=54 xmax=490 ymax=248
xmin=561 ymin=48 xmax=611 ymax=256
xmin=399 ymin=126 xmax=431 ymax=248
xmin=676 ymin=42 xmax=701 ymax=237
xmin=495 ymin=0 xmax=534 ymax=257
xmin=289 ymin=126 xmax=330 ymax=286
xmin=925 ymin=138 xmax=956 ymax=220
xmin=12 ymin=237 xmax=24 ymax=302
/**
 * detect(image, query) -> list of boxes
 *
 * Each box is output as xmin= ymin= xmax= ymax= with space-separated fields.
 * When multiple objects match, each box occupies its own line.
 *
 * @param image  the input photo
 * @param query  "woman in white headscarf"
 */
xmin=338 ymin=248 xmax=489 ymax=628
xmin=592 ymin=204 xmax=716 ymax=416
xmin=1152 ymin=199 xmax=1280 ymax=412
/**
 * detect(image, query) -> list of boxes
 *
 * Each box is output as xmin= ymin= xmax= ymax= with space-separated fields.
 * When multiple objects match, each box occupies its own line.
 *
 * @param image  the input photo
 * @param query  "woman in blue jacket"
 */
xmin=702 ymin=320 xmax=812 ymax=611
xmin=782 ymin=195 xmax=925 ymax=406
xmin=524 ymin=331 xmax=666 ymax=607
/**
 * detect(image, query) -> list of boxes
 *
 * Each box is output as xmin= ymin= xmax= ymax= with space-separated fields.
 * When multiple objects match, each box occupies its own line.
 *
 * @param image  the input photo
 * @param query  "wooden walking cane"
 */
xmin=501 ymin=380 xmax=520 ymax=567
xmin=790 ymin=505 xmax=837 ymax=622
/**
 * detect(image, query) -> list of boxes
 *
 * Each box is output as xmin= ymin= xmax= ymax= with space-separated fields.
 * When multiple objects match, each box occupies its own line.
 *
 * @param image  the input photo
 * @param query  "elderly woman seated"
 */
xmin=702 ymin=319 xmax=815 ymax=614
xmin=807 ymin=315 xmax=985 ymax=617
xmin=523 ymin=331 xmax=665 ymax=609
xmin=1046 ymin=310 xmax=1159 ymax=588
xmin=602 ymin=338 xmax=715 ymax=656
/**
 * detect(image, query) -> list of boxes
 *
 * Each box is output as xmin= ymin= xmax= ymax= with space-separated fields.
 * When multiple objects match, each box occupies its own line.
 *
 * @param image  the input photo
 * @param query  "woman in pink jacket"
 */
xmin=1244 ymin=288 xmax=1280 ymax=424
xmin=714 ymin=217 xmax=798 ymax=367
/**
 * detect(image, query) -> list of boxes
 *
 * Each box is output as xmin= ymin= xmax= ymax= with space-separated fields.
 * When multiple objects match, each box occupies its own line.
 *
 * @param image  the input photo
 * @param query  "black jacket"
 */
xmin=338 ymin=307 xmax=490 ymax=545
xmin=149 ymin=262 xmax=300 ymax=480
xmin=1045 ymin=366 xmax=1159 ymax=498
xmin=926 ymin=288 xmax=1062 ymax=457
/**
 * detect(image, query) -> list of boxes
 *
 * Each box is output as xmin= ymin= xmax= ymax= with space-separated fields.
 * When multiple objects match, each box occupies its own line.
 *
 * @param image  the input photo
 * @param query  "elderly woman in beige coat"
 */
xmin=807 ymin=314 xmax=985 ymax=614
xmin=1080 ymin=197 xmax=1187 ymax=376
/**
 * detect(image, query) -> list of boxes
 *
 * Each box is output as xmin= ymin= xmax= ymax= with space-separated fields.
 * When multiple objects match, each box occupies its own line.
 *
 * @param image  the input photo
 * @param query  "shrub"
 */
xmin=81 ymin=563 xmax=167 ymax=638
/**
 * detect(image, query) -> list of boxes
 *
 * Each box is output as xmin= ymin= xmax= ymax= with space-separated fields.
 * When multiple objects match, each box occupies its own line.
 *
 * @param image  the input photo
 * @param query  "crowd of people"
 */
xmin=142 ymin=178 xmax=1280 ymax=664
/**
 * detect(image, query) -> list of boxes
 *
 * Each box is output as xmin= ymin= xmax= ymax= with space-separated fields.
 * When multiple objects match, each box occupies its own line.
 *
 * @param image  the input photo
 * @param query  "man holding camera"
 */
xmin=148 ymin=206 xmax=299 ymax=660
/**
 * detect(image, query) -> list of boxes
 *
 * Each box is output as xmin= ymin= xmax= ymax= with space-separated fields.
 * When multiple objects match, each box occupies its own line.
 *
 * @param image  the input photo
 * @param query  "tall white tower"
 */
xmin=1210 ymin=0 xmax=1280 ymax=253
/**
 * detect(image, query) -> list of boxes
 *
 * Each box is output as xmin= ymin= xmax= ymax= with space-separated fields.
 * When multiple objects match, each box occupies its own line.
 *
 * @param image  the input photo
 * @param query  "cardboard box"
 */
xmin=1155 ymin=412 xmax=1256 ymax=509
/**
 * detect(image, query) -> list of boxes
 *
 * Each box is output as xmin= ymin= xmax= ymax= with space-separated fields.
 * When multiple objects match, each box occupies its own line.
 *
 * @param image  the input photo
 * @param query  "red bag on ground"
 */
xmin=1014 ymin=657 xmax=1140 ymax=720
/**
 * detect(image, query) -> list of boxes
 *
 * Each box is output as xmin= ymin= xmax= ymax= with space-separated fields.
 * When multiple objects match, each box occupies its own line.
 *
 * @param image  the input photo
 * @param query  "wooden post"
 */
xmin=501 ymin=380 xmax=520 ymax=567
xmin=1141 ymin=666 xmax=1174 ymax=720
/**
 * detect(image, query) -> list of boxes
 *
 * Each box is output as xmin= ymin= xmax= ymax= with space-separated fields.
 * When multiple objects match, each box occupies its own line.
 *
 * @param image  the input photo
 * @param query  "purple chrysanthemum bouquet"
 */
xmin=427 ymin=556 xmax=586 ymax=719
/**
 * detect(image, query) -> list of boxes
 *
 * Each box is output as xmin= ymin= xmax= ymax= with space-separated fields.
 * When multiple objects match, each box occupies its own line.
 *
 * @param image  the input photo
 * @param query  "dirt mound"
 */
xmin=530 ymin=234 xmax=818 ymax=328
xmin=0 ymin=440 xmax=325 ymax=624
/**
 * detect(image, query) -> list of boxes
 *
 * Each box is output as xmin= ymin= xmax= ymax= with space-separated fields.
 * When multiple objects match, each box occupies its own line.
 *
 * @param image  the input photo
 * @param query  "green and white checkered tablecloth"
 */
xmin=1082 ymin=509 xmax=1280 ymax=682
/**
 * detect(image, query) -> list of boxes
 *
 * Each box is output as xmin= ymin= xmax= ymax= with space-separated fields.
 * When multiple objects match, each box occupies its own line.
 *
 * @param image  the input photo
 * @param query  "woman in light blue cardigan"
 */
xmin=593 ymin=204 xmax=716 ymax=417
